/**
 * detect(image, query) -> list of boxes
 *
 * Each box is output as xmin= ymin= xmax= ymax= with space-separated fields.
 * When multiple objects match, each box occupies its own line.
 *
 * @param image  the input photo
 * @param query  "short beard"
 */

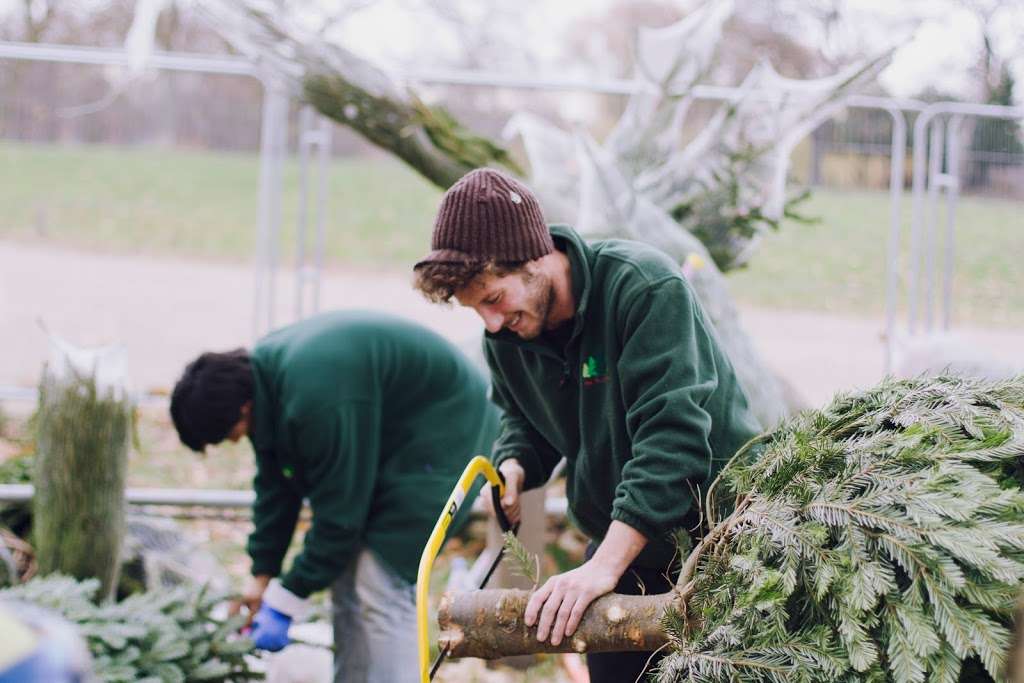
xmin=520 ymin=269 xmax=554 ymax=339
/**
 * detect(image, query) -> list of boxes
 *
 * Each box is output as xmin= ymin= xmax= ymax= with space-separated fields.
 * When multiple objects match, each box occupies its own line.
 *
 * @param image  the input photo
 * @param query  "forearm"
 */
xmin=588 ymin=520 xmax=648 ymax=578
xmin=248 ymin=473 xmax=303 ymax=576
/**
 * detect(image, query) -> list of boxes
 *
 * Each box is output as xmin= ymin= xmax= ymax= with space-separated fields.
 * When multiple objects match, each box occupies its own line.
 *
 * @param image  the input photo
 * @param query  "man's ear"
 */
xmin=240 ymin=400 xmax=253 ymax=419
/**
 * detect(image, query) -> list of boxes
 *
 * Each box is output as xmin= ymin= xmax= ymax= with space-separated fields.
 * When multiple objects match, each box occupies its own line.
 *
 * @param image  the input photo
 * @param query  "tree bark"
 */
xmin=438 ymin=589 xmax=676 ymax=658
xmin=438 ymin=488 xmax=736 ymax=659
xmin=303 ymin=75 xmax=477 ymax=190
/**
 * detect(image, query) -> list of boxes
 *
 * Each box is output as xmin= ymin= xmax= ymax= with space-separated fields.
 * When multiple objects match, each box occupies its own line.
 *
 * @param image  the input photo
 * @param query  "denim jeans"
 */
xmin=331 ymin=549 xmax=418 ymax=683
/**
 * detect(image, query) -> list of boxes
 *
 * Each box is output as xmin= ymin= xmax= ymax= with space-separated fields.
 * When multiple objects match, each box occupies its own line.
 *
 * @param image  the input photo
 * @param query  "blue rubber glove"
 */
xmin=250 ymin=604 xmax=291 ymax=652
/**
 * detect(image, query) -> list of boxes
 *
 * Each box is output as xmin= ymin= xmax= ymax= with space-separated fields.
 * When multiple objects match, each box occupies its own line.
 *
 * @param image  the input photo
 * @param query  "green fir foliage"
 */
xmin=671 ymin=149 xmax=818 ymax=273
xmin=659 ymin=375 xmax=1024 ymax=683
xmin=0 ymin=574 xmax=261 ymax=682
xmin=34 ymin=371 xmax=131 ymax=601
xmin=0 ymin=454 xmax=32 ymax=484
xmin=503 ymin=530 xmax=541 ymax=588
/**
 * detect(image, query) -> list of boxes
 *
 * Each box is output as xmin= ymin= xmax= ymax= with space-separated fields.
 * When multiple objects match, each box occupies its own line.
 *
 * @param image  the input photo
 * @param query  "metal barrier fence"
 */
xmin=1 ymin=42 xmax=1022 ymax=511
xmin=0 ymin=41 xmax=293 ymax=341
xmin=0 ymin=483 xmax=569 ymax=519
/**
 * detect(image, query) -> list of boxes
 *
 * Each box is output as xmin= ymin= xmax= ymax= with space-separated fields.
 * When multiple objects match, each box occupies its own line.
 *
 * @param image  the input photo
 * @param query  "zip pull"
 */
xmin=559 ymin=363 xmax=571 ymax=388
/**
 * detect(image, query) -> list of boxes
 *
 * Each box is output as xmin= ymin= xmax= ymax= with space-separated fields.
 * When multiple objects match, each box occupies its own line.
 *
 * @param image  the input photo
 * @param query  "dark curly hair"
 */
xmin=170 ymin=349 xmax=253 ymax=452
xmin=412 ymin=259 xmax=527 ymax=303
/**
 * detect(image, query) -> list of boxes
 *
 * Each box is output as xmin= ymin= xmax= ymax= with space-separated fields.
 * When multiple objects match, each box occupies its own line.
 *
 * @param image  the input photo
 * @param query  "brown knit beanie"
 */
xmin=415 ymin=168 xmax=554 ymax=267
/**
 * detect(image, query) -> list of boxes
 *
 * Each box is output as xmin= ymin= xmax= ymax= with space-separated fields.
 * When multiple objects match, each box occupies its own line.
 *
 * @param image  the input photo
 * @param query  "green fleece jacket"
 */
xmin=487 ymin=226 xmax=761 ymax=571
xmin=247 ymin=311 xmax=500 ymax=596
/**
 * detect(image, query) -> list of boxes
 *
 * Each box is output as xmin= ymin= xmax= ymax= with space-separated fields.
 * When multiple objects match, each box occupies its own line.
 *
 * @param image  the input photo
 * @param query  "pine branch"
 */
xmin=502 ymin=530 xmax=540 ymax=588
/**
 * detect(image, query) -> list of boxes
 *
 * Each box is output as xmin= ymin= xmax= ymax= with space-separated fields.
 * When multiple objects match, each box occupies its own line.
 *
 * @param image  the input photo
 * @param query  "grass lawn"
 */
xmin=0 ymin=139 xmax=442 ymax=267
xmin=1 ymin=140 xmax=1020 ymax=326
xmin=727 ymin=188 xmax=1024 ymax=328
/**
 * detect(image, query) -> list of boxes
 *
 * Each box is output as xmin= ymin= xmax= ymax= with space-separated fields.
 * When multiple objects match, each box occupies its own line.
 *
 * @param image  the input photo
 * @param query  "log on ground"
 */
xmin=438 ymin=589 xmax=676 ymax=659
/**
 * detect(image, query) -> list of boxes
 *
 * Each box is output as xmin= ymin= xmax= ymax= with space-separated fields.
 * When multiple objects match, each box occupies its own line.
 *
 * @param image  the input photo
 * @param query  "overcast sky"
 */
xmin=2 ymin=0 xmax=1022 ymax=104
xmin=334 ymin=0 xmax=1024 ymax=104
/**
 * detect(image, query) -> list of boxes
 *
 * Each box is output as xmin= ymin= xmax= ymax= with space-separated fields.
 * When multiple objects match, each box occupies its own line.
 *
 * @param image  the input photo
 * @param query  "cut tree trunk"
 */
xmin=304 ymin=75 xmax=477 ymax=190
xmin=438 ymin=589 xmax=676 ymax=658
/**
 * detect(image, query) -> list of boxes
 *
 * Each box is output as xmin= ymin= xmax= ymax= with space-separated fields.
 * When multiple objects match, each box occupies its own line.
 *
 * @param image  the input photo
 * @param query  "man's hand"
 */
xmin=229 ymin=574 xmax=271 ymax=628
xmin=525 ymin=520 xmax=648 ymax=646
xmin=494 ymin=459 xmax=525 ymax=526
xmin=525 ymin=558 xmax=620 ymax=646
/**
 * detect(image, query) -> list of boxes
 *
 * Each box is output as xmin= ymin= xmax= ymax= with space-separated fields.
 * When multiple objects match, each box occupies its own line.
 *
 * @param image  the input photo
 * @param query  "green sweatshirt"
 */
xmin=247 ymin=311 xmax=500 ymax=596
xmin=487 ymin=226 xmax=761 ymax=571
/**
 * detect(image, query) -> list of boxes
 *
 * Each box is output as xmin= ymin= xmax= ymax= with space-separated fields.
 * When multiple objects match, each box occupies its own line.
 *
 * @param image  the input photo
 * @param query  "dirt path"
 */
xmin=2 ymin=241 xmax=1020 ymax=407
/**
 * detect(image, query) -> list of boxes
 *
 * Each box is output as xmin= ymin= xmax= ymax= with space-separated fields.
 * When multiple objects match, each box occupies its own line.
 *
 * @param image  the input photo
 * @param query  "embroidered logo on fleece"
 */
xmin=582 ymin=355 xmax=609 ymax=386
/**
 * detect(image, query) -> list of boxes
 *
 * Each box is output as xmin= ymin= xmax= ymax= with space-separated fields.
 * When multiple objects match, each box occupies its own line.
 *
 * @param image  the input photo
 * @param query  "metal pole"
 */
xmin=908 ymin=109 xmax=936 ymax=334
xmin=253 ymin=86 xmax=290 ymax=338
xmin=0 ymin=483 xmax=570 ymax=517
xmin=313 ymin=116 xmax=331 ymax=314
xmin=296 ymin=106 xmax=313 ymax=320
xmin=923 ymin=117 xmax=946 ymax=332
xmin=883 ymin=106 xmax=907 ymax=373
xmin=401 ymin=66 xmax=931 ymax=113
xmin=269 ymin=92 xmax=288 ymax=335
xmin=253 ymin=80 xmax=275 ymax=340
xmin=0 ymin=40 xmax=255 ymax=75
xmin=942 ymin=115 xmax=963 ymax=331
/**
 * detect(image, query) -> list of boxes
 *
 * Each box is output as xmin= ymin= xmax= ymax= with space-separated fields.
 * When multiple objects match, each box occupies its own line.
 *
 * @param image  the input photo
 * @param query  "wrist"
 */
xmin=589 ymin=520 xmax=648 ymax=577
xmin=499 ymin=458 xmax=524 ymax=480
xmin=262 ymin=578 xmax=310 ymax=621
xmin=587 ymin=547 xmax=631 ymax=578
xmin=250 ymin=574 xmax=272 ymax=588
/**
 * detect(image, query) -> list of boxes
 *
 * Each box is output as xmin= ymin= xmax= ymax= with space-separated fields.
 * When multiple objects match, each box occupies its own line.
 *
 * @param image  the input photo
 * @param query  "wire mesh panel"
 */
xmin=809 ymin=108 xmax=905 ymax=190
xmin=959 ymin=114 xmax=1024 ymax=199
xmin=0 ymin=60 xmax=264 ymax=149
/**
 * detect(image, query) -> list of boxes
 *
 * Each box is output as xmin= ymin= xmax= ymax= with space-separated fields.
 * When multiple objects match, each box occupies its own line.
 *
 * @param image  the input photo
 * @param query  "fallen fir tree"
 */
xmin=439 ymin=375 xmax=1024 ymax=682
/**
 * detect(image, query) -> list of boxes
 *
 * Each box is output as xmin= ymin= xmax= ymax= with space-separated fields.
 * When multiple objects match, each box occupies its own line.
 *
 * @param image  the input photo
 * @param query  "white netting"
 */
xmin=511 ymin=0 xmax=889 ymax=271
xmin=47 ymin=334 xmax=129 ymax=400
xmin=502 ymin=0 xmax=890 ymax=425
xmin=604 ymin=0 xmax=733 ymax=178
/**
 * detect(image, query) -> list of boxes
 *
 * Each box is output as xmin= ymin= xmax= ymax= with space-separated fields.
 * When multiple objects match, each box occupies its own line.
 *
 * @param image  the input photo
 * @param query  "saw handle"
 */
xmin=417 ymin=456 xmax=514 ymax=683
xmin=489 ymin=469 xmax=514 ymax=534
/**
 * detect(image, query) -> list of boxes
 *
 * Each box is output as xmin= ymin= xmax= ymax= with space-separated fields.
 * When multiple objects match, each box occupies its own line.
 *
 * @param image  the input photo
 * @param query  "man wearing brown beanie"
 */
xmin=413 ymin=167 xmax=761 ymax=682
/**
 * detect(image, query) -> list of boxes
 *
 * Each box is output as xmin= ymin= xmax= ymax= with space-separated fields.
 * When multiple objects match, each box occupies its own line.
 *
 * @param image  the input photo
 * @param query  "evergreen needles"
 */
xmin=0 ymin=574 xmax=260 ymax=682
xmin=659 ymin=375 xmax=1024 ymax=683
xmin=34 ymin=370 xmax=131 ymax=601
xmin=502 ymin=530 xmax=541 ymax=588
